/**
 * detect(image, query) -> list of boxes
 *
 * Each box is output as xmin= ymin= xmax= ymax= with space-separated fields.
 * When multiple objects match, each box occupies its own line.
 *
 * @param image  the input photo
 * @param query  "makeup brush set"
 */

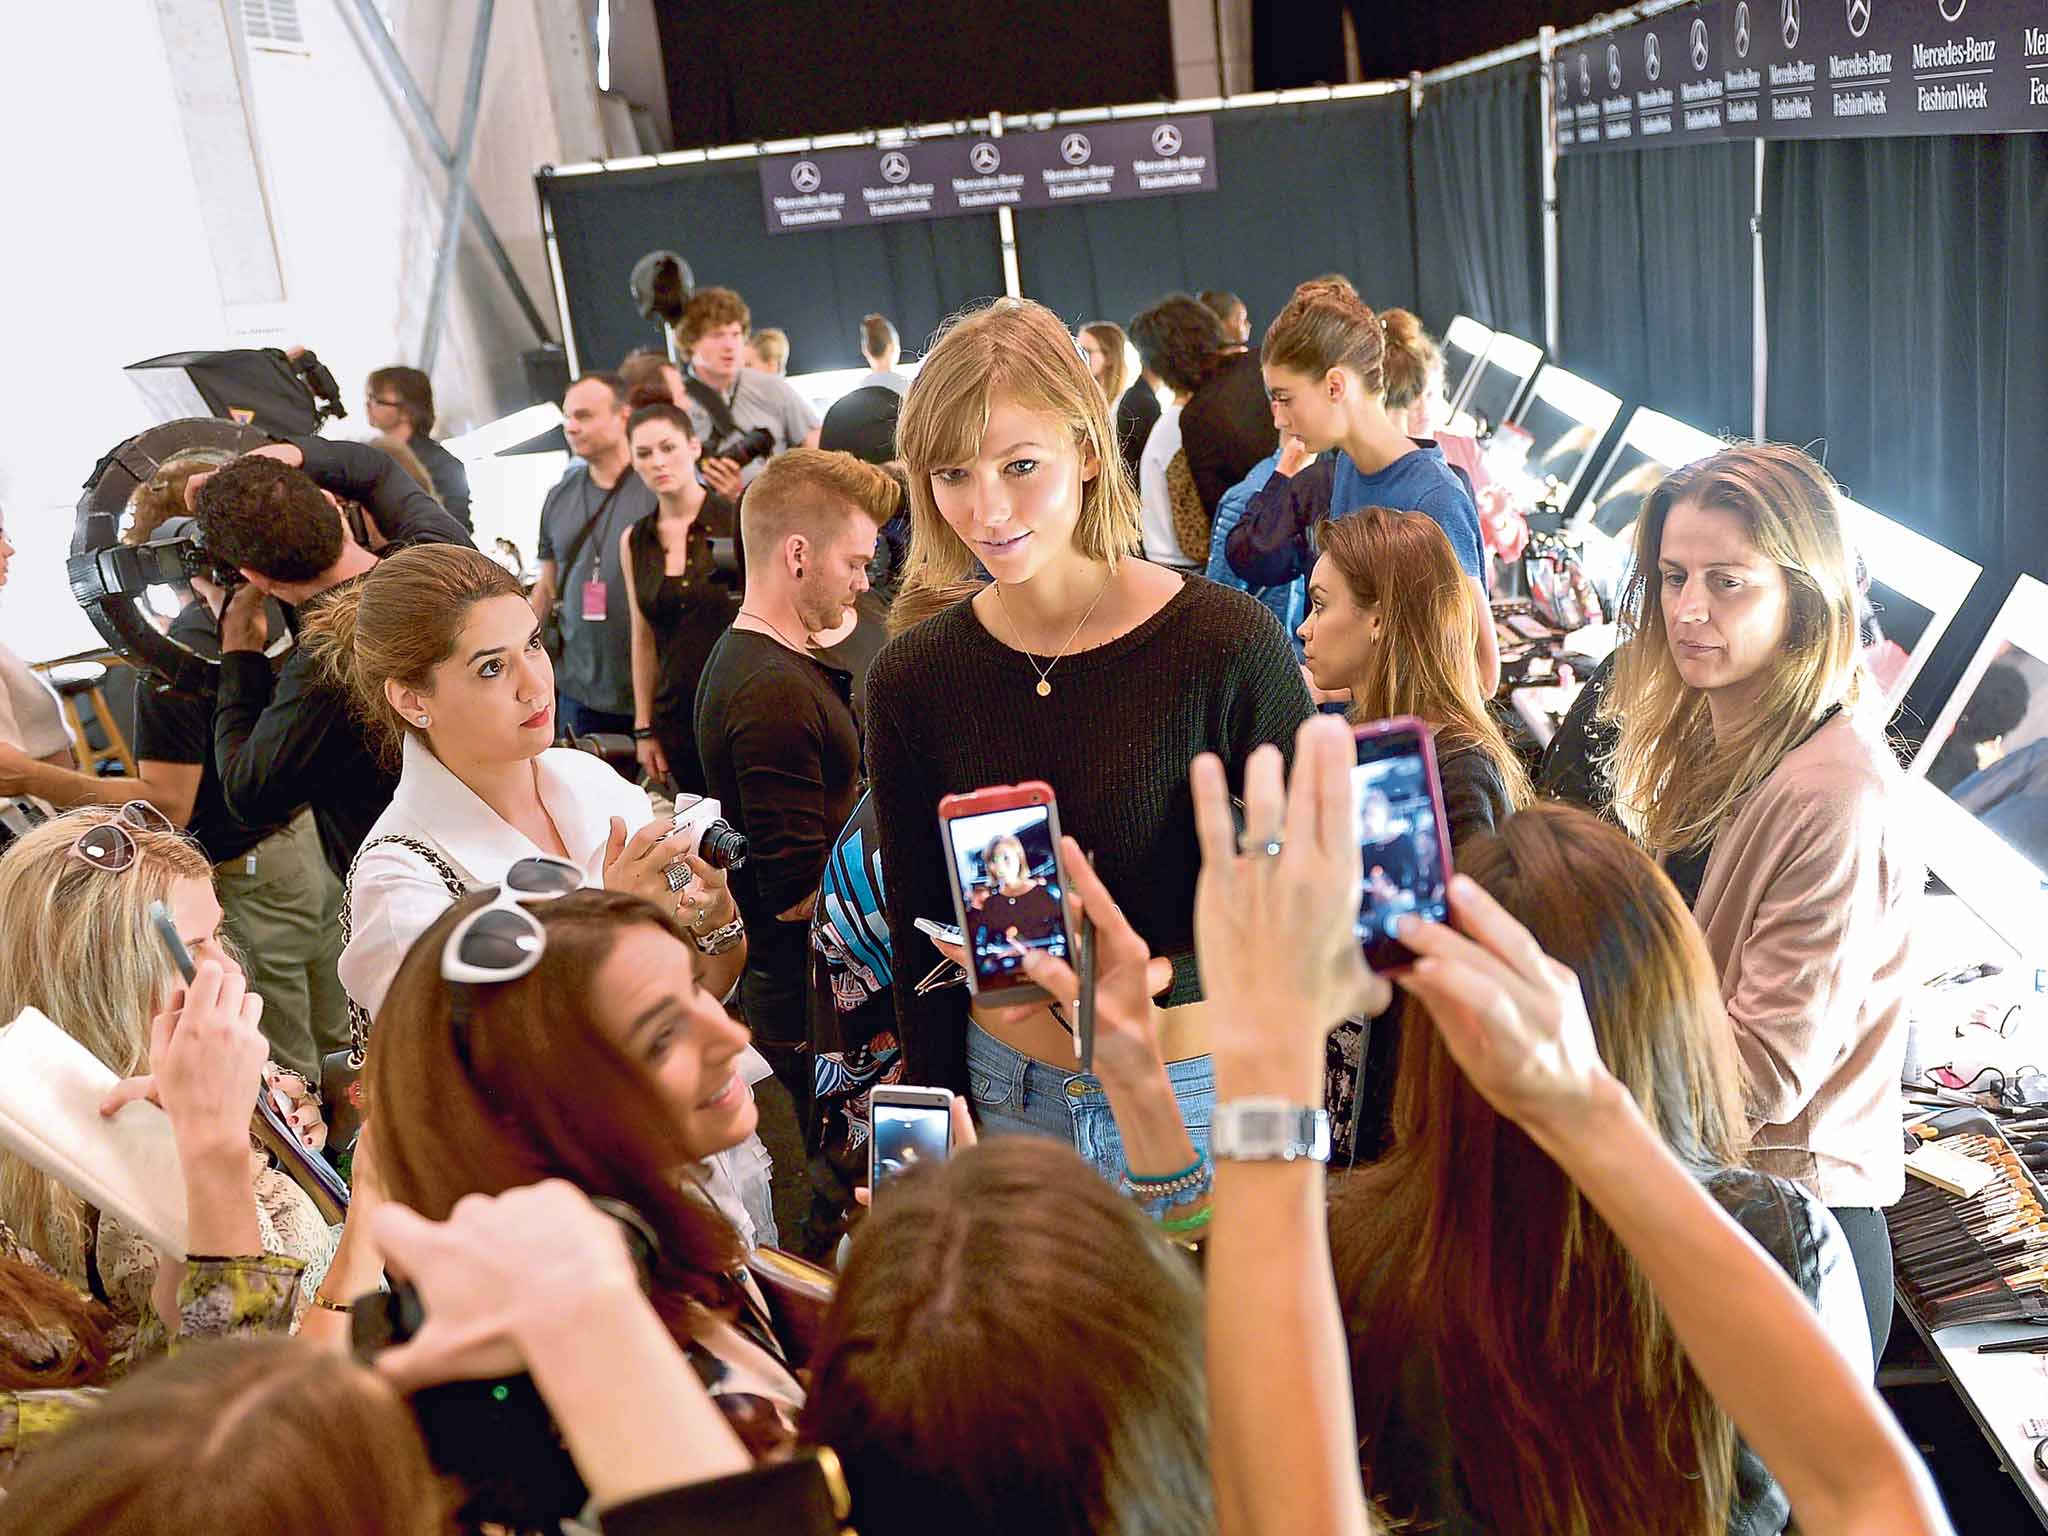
xmin=1895 ymin=1116 xmax=2048 ymax=1329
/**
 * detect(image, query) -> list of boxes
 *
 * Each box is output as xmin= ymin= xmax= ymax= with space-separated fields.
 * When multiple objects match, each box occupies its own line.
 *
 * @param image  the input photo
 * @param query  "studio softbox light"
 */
xmin=124 ymin=349 xmax=327 ymax=437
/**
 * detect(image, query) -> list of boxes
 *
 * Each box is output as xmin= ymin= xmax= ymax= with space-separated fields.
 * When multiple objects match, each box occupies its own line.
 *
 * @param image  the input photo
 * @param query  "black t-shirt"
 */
xmin=972 ymin=881 xmax=1063 ymax=951
xmin=694 ymin=628 xmax=864 ymax=971
xmin=627 ymin=497 xmax=742 ymax=795
xmin=130 ymin=601 xmax=286 ymax=866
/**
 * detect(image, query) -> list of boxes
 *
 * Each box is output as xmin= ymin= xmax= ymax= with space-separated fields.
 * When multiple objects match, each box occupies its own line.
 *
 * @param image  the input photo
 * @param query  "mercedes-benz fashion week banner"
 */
xmin=1554 ymin=0 xmax=2048 ymax=152
xmin=758 ymin=117 xmax=1218 ymax=234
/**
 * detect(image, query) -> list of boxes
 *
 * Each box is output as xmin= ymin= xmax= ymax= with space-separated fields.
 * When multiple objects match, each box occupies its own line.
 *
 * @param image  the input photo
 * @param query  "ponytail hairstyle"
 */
xmin=299 ymin=543 xmax=526 ymax=768
xmin=861 ymin=313 xmax=901 ymax=365
xmin=1318 ymin=507 xmax=1531 ymax=811
xmin=1596 ymin=442 xmax=1865 ymax=855
xmin=894 ymin=298 xmax=1138 ymax=618
xmin=1377 ymin=309 xmax=1445 ymax=413
xmin=1261 ymin=275 xmax=1385 ymax=394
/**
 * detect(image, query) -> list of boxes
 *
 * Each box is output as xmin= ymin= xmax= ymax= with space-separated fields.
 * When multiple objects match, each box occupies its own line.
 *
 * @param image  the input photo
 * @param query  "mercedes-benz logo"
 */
xmin=1691 ymin=17 xmax=1711 ymax=71
xmin=1939 ymin=0 xmax=1967 ymax=19
xmin=790 ymin=160 xmax=822 ymax=193
xmin=1781 ymin=0 xmax=1800 ymax=50
xmin=1846 ymin=0 xmax=1870 ymax=38
xmin=1579 ymin=52 xmax=1590 ymax=95
xmin=879 ymin=151 xmax=910 ymax=184
xmin=1645 ymin=32 xmax=1662 ymax=81
xmin=1150 ymin=123 xmax=1183 ymax=155
xmin=1735 ymin=2 xmax=1752 ymax=57
xmin=1607 ymin=43 xmax=1621 ymax=90
xmin=1059 ymin=132 xmax=1092 ymax=165
xmin=969 ymin=141 xmax=1001 ymax=175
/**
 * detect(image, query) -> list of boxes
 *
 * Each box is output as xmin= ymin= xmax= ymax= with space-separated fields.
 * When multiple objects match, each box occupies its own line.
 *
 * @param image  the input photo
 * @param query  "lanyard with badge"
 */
xmin=578 ymin=475 xmax=628 ymax=623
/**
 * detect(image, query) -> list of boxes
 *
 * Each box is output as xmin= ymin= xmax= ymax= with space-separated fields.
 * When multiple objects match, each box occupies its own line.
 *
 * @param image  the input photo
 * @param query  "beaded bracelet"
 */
xmin=1121 ymin=1154 xmax=1214 ymax=1206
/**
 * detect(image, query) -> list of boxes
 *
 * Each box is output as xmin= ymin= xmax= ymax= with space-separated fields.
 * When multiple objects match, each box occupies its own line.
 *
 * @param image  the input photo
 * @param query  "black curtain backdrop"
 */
xmin=1011 ymin=96 xmax=1416 ymax=339
xmin=538 ymin=161 xmax=1006 ymax=378
xmin=653 ymin=0 xmax=1172 ymax=150
xmin=1558 ymin=141 xmax=1753 ymax=439
xmin=1412 ymin=65 xmax=1543 ymax=344
xmin=1766 ymin=132 xmax=2048 ymax=732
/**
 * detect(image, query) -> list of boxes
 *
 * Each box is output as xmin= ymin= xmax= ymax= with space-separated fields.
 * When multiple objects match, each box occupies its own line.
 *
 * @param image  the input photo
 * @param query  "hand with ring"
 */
xmin=672 ymin=851 xmax=737 ymax=932
xmin=1192 ymin=715 xmax=1391 ymax=1103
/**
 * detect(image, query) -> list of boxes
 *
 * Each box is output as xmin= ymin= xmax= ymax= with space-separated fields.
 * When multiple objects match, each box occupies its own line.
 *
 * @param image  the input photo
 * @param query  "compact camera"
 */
xmin=666 ymin=794 xmax=749 ymax=892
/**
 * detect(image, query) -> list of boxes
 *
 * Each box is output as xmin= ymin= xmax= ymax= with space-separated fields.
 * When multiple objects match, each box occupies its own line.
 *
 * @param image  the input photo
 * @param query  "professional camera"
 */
xmin=672 ymin=793 xmax=749 ymax=869
xmin=351 ymin=1200 xmax=658 ymax=1530
xmin=702 ymin=423 xmax=777 ymax=469
xmin=68 ymin=417 xmax=275 ymax=694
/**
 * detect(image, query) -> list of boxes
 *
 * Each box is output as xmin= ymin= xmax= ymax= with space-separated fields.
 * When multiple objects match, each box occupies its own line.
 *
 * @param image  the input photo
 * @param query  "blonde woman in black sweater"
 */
xmin=865 ymin=298 xmax=1310 ymax=1182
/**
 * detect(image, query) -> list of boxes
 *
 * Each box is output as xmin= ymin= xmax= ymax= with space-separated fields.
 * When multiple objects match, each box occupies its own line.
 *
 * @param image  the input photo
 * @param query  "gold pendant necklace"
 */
xmin=994 ymin=569 xmax=1114 ymax=698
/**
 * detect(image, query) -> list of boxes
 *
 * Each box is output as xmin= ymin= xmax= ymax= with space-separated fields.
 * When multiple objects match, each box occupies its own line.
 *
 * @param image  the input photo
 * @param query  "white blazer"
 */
xmin=339 ymin=735 xmax=779 ymax=1244
xmin=339 ymin=735 xmax=653 ymax=1019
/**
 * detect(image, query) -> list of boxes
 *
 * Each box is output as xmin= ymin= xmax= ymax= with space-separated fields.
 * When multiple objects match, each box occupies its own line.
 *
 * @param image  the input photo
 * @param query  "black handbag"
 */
xmin=321 ymin=835 xmax=469 ymax=1158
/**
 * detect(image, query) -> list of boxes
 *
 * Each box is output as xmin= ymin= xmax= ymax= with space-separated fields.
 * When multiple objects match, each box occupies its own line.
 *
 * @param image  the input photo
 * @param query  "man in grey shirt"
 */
xmin=673 ymin=286 xmax=821 ymax=498
xmin=528 ymin=372 xmax=656 ymax=735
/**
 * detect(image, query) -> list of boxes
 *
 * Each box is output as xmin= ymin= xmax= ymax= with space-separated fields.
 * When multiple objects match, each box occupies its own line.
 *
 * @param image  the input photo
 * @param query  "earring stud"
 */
xmin=416 ymin=714 xmax=431 ymax=726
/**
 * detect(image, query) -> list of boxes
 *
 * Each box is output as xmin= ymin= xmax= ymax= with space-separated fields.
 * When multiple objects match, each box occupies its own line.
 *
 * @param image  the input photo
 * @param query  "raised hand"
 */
xmin=1394 ymin=874 xmax=1616 ymax=1135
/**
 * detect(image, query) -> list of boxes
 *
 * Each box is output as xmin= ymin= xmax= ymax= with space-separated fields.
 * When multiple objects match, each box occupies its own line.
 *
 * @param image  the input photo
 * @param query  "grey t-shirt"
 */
xmin=683 ymin=367 xmax=821 ymax=486
xmin=536 ymin=462 xmax=656 ymax=716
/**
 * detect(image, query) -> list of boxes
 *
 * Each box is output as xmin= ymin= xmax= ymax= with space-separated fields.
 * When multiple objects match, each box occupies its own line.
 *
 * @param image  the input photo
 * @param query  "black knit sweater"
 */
xmin=864 ymin=575 xmax=1315 ymax=1092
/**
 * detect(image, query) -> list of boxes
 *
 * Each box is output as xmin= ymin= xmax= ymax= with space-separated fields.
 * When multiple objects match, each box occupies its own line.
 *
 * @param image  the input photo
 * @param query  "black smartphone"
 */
xmin=148 ymin=899 xmax=349 ymax=1218
xmin=869 ymin=1085 xmax=955 ymax=1193
xmin=1350 ymin=717 xmax=1455 ymax=972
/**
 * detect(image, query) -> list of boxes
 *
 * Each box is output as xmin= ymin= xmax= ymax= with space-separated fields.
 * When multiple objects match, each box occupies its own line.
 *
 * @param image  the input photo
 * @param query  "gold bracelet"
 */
xmin=310 ymin=1290 xmax=353 ymax=1313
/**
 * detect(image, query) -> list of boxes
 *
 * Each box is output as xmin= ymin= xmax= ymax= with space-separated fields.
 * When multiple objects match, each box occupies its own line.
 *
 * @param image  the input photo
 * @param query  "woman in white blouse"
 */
xmin=304 ymin=544 xmax=777 ymax=1244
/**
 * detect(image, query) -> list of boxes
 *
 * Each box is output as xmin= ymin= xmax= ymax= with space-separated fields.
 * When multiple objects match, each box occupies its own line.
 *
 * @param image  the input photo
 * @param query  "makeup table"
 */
xmin=1896 ymin=893 xmax=2048 ymax=1526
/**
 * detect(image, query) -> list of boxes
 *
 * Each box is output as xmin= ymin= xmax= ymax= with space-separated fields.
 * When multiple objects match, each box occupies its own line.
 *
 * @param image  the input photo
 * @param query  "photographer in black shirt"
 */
xmin=193 ymin=436 xmax=473 ymax=876
xmin=126 ymin=524 xmax=348 ymax=1083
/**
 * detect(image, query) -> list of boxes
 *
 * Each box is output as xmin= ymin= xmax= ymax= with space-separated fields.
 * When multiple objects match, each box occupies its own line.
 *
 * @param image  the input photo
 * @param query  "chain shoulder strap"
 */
xmin=339 ymin=835 xmax=471 ymax=1066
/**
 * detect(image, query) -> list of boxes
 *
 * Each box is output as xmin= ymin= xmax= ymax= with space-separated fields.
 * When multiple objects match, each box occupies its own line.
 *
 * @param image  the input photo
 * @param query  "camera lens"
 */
xmin=700 ymin=819 xmax=749 ymax=870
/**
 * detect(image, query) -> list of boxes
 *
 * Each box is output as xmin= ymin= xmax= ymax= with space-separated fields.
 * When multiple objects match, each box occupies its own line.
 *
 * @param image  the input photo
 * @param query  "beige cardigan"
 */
xmin=1693 ymin=711 xmax=1920 ymax=1208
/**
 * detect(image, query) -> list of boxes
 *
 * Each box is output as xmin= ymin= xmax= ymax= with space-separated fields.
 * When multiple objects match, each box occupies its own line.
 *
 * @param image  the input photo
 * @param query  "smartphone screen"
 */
xmin=942 ymin=802 xmax=1070 ymax=989
xmin=1352 ymin=722 xmax=1452 ymax=971
xmin=870 ymin=1096 xmax=953 ymax=1189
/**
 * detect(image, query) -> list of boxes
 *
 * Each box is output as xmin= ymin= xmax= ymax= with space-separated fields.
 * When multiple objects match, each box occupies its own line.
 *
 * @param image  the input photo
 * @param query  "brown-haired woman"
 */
xmin=370 ymin=887 xmax=804 ymax=1451
xmin=1078 ymin=320 xmax=1129 ymax=409
xmin=1375 ymin=307 xmax=1489 ymax=504
xmin=867 ymin=296 xmax=1310 ymax=1176
xmin=1597 ymin=442 xmax=1920 ymax=1362
xmin=1298 ymin=503 xmax=1534 ymax=1156
xmin=0 ymin=1336 xmax=451 ymax=1535
xmin=1332 ymin=803 xmax=1872 ymax=1536
xmin=803 ymin=1136 xmax=1208 ymax=1535
xmin=1228 ymin=279 xmax=1498 ymax=693
xmin=622 ymin=401 xmax=742 ymax=795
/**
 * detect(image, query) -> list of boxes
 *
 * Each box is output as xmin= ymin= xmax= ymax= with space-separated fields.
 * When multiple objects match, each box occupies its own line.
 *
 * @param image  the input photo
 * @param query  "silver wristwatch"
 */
xmin=1211 ymin=1098 xmax=1331 ymax=1163
xmin=691 ymin=913 xmax=747 ymax=956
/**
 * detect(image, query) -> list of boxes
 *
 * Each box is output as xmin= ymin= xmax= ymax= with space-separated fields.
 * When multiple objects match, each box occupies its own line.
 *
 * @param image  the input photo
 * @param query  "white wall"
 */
xmin=0 ymin=0 xmax=597 ymax=663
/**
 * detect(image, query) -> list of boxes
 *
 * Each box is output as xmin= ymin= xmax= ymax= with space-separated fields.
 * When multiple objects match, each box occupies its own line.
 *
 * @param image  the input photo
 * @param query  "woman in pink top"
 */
xmin=1598 ymin=442 xmax=1920 ymax=1366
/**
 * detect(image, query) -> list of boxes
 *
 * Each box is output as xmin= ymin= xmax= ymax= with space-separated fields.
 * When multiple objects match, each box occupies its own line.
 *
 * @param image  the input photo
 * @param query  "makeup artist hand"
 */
xmin=1019 ymin=838 xmax=1173 ymax=1088
xmin=1393 ymin=876 xmax=1619 ymax=1136
xmin=1192 ymin=716 xmax=1389 ymax=1101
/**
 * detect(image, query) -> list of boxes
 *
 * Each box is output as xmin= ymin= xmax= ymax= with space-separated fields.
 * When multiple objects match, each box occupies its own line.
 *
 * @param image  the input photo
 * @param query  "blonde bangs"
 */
xmin=894 ymin=300 xmax=1140 ymax=610
xmin=1600 ymin=443 xmax=1868 ymax=854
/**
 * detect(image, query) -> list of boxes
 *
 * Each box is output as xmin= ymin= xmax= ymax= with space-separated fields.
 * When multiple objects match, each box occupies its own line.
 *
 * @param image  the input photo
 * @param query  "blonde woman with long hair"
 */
xmin=0 ymin=808 xmax=335 ymax=1350
xmin=1597 ymin=442 xmax=1920 ymax=1364
xmin=866 ymin=297 xmax=1310 ymax=1182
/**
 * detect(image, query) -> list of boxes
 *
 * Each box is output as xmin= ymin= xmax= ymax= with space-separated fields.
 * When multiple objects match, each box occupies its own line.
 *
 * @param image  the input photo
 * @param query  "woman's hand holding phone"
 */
xmin=1019 ymin=840 xmax=1172 ymax=1088
xmin=102 ymin=959 xmax=269 ymax=1267
xmin=1191 ymin=716 xmax=1391 ymax=1102
xmin=1393 ymin=878 xmax=1622 ymax=1143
